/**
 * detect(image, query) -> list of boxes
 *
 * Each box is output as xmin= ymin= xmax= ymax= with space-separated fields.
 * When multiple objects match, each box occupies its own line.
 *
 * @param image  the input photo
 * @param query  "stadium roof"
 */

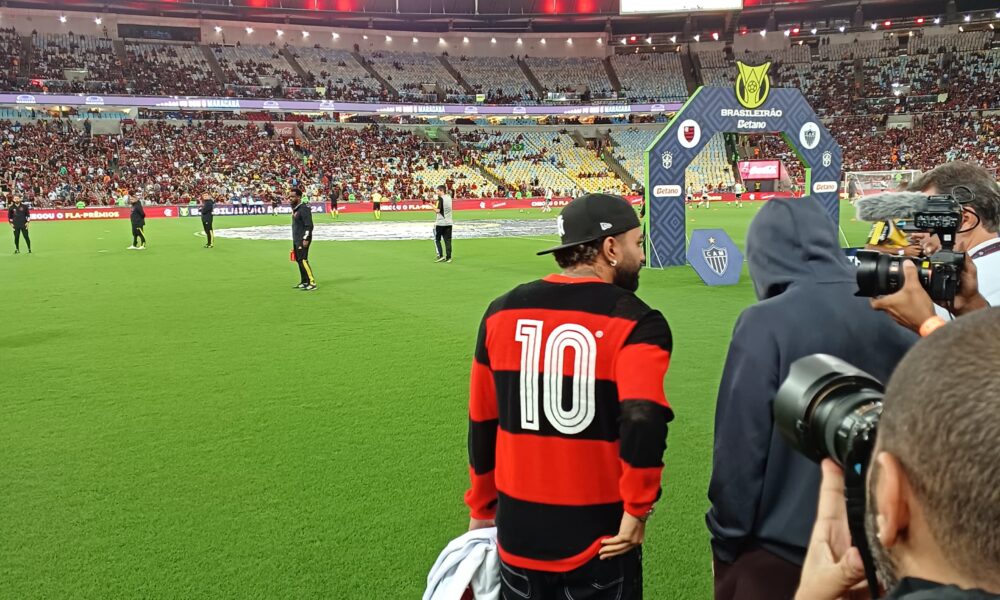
xmin=11 ymin=0 xmax=1000 ymax=34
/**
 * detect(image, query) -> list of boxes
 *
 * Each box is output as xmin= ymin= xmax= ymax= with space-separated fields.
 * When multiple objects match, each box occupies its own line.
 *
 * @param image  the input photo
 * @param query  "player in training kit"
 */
xmin=200 ymin=193 xmax=215 ymax=248
xmin=686 ymin=184 xmax=695 ymax=208
xmin=128 ymin=196 xmax=146 ymax=250
xmin=734 ymin=183 xmax=744 ymax=208
xmin=700 ymin=185 xmax=710 ymax=209
xmin=8 ymin=195 xmax=31 ymax=254
xmin=433 ymin=185 xmax=453 ymax=263
xmin=329 ymin=184 xmax=340 ymax=219
xmin=542 ymin=187 xmax=554 ymax=212
xmin=291 ymin=189 xmax=316 ymax=291
xmin=465 ymin=193 xmax=673 ymax=600
xmin=372 ymin=190 xmax=383 ymax=220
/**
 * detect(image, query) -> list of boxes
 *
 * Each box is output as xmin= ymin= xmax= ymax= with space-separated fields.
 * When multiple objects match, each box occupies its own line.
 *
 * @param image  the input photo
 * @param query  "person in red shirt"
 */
xmin=465 ymin=194 xmax=673 ymax=599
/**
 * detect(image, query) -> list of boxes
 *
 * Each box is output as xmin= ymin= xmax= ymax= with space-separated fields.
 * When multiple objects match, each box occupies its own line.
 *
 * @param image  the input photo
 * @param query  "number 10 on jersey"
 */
xmin=514 ymin=319 xmax=598 ymax=435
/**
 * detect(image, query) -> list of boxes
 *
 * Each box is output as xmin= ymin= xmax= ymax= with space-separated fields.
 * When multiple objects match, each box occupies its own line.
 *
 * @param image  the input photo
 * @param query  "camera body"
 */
xmin=856 ymin=194 xmax=966 ymax=302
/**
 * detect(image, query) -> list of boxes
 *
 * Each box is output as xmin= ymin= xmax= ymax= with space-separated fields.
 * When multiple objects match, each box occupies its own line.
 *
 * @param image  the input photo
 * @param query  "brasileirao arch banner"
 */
xmin=644 ymin=62 xmax=843 ymax=268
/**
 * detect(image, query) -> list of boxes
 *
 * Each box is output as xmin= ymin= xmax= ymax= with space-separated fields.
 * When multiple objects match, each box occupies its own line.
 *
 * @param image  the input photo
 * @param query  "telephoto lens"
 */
xmin=773 ymin=354 xmax=884 ymax=467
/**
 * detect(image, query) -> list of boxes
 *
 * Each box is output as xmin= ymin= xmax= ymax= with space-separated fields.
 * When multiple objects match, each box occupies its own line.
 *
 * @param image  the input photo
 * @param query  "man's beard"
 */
xmin=613 ymin=263 xmax=641 ymax=292
xmin=865 ymin=462 xmax=900 ymax=589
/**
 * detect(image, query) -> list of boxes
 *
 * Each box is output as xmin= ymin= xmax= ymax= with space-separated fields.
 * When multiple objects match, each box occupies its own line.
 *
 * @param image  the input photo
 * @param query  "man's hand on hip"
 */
xmin=468 ymin=518 xmax=495 ymax=531
xmin=599 ymin=512 xmax=645 ymax=560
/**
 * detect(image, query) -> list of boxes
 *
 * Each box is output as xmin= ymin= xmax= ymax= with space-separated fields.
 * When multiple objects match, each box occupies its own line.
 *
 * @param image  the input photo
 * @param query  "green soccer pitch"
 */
xmin=0 ymin=203 xmax=871 ymax=599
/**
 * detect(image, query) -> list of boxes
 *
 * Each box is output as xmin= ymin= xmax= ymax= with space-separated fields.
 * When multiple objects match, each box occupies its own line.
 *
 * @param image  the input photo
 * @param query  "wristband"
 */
xmin=919 ymin=316 xmax=947 ymax=337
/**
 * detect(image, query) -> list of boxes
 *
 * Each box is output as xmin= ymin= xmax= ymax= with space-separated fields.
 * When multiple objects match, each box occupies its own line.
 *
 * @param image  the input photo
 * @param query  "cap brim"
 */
xmin=536 ymin=226 xmax=638 ymax=255
xmin=536 ymin=240 xmax=593 ymax=255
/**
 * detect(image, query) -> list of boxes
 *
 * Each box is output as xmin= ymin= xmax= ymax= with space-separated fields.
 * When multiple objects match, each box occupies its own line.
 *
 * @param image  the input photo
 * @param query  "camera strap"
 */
xmin=845 ymin=437 xmax=882 ymax=599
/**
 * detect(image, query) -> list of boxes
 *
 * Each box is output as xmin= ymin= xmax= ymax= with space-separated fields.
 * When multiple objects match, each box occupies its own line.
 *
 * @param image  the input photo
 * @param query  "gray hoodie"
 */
xmin=706 ymin=197 xmax=917 ymax=565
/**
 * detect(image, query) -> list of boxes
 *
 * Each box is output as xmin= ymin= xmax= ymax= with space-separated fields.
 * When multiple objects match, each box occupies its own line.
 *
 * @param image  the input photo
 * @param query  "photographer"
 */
xmin=910 ymin=162 xmax=1000 ymax=307
xmin=707 ymin=198 xmax=917 ymax=600
xmin=862 ymin=163 xmax=1000 ymax=308
xmin=794 ymin=309 xmax=1000 ymax=600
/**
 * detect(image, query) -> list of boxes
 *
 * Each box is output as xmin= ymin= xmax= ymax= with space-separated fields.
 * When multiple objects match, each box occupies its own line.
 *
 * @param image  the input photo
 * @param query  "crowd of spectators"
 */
xmin=31 ymin=33 xmax=127 ymax=88
xmin=833 ymin=112 xmax=1000 ymax=173
xmin=126 ymin=42 xmax=224 ymax=96
xmin=1 ymin=28 xmax=21 ymax=91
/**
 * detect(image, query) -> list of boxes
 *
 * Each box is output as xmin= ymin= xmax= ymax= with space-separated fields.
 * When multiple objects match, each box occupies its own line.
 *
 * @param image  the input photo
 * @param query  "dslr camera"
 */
xmin=774 ymin=354 xmax=887 ymax=596
xmin=856 ymin=195 xmax=966 ymax=302
xmin=773 ymin=354 xmax=883 ymax=469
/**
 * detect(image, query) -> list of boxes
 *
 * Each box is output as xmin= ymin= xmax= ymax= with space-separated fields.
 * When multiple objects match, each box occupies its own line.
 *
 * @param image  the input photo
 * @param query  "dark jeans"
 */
xmin=434 ymin=225 xmax=453 ymax=259
xmin=500 ymin=548 xmax=642 ymax=600
xmin=713 ymin=547 xmax=801 ymax=600
xmin=132 ymin=226 xmax=146 ymax=247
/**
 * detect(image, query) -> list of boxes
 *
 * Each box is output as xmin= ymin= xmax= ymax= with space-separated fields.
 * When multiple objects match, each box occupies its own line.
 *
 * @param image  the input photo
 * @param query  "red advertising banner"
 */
xmin=0 ymin=205 xmax=179 ymax=223
xmin=272 ymin=123 xmax=297 ymax=138
xmin=2 ymin=196 xmax=649 ymax=223
xmin=737 ymin=160 xmax=782 ymax=180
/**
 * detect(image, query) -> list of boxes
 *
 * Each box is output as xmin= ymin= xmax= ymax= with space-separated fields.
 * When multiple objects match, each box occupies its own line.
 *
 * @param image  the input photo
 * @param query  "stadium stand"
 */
xmin=611 ymin=128 xmax=735 ymax=192
xmin=818 ymin=37 xmax=896 ymax=61
xmin=609 ymin=128 xmax=656 ymax=183
xmin=525 ymin=56 xmax=614 ymax=99
xmin=288 ymin=45 xmax=387 ymax=101
xmin=30 ymin=33 xmax=127 ymax=92
xmin=213 ymin=43 xmax=311 ymax=95
xmin=451 ymin=55 xmax=538 ymax=104
xmin=364 ymin=50 xmax=463 ymax=101
xmin=126 ymin=42 xmax=224 ymax=96
xmin=611 ymin=52 xmax=688 ymax=101
xmin=0 ymin=28 xmax=20 ymax=91
xmin=908 ymin=30 xmax=992 ymax=54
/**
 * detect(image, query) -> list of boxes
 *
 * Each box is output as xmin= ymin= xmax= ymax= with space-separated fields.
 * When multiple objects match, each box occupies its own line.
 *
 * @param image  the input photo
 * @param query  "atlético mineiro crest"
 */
xmin=661 ymin=152 xmax=673 ymax=170
xmin=822 ymin=151 xmax=832 ymax=168
xmin=703 ymin=239 xmax=728 ymax=276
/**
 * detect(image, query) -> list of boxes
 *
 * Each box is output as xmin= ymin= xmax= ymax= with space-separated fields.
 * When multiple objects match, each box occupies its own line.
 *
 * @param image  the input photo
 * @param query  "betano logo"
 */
xmin=653 ymin=185 xmax=682 ymax=198
xmin=813 ymin=181 xmax=839 ymax=194
xmin=735 ymin=62 xmax=771 ymax=110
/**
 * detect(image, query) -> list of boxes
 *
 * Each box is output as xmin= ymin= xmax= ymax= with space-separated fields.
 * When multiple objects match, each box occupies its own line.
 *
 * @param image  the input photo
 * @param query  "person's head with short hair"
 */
xmin=866 ymin=308 xmax=1000 ymax=592
xmin=290 ymin=188 xmax=303 ymax=208
xmin=908 ymin=161 xmax=1000 ymax=250
xmin=539 ymin=194 xmax=645 ymax=292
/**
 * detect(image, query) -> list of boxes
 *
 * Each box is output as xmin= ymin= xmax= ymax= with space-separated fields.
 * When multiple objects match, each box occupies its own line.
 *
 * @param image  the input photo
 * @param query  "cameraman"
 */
xmin=795 ymin=308 xmax=1000 ymax=600
xmin=909 ymin=162 xmax=999 ymax=308
xmin=707 ymin=198 xmax=917 ymax=600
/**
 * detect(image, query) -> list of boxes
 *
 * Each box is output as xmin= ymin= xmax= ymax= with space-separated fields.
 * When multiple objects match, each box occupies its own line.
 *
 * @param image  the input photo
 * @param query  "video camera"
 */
xmin=774 ymin=354 xmax=885 ymax=597
xmin=855 ymin=193 xmax=966 ymax=303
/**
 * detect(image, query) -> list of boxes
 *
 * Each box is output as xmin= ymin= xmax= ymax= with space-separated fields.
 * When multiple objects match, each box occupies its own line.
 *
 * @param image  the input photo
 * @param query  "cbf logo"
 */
xmin=735 ymin=62 xmax=771 ymax=109
xmin=661 ymin=151 xmax=673 ymax=170
xmin=822 ymin=151 xmax=832 ymax=168
xmin=179 ymin=207 xmax=190 ymax=217
xmin=703 ymin=237 xmax=728 ymax=276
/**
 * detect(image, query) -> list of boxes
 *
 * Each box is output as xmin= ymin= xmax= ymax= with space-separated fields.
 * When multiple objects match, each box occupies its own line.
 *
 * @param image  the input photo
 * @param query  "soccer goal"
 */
xmin=843 ymin=170 xmax=922 ymax=200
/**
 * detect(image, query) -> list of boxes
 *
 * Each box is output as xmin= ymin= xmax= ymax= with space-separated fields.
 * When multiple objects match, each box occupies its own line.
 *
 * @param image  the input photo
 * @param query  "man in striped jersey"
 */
xmin=465 ymin=193 xmax=673 ymax=599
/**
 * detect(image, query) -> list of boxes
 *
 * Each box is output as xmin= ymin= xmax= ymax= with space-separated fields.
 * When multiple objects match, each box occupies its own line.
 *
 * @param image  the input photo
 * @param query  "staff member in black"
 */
xmin=200 ymin=193 xmax=215 ymax=248
xmin=128 ymin=195 xmax=146 ymax=250
xmin=8 ymin=195 xmax=31 ymax=254
xmin=291 ymin=189 xmax=316 ymax=290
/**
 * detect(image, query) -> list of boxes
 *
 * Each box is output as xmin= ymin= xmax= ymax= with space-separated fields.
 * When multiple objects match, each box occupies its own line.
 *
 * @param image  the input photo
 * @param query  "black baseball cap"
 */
xmin=537 ymin=193 xmax=641 ymax=255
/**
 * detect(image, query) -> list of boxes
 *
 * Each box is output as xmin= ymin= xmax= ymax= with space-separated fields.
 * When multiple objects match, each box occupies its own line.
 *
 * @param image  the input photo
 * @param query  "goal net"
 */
xmin=844 ymin=170 xmax=921 ymax=200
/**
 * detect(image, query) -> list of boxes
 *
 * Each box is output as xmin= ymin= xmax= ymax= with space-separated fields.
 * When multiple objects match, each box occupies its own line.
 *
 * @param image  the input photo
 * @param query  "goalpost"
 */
xmin=843 ymin=170 xmax=922 ymax=201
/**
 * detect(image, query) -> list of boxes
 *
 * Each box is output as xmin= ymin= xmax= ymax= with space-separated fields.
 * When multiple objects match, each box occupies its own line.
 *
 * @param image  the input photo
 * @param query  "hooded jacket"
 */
xmin=706 ymin=197 xmax=917 ymax=566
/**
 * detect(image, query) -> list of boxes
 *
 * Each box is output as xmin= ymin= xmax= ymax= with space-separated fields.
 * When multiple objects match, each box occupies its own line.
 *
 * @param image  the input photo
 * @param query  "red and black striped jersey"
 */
xmin=465 ymin=274 xmax=673 ymax=573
